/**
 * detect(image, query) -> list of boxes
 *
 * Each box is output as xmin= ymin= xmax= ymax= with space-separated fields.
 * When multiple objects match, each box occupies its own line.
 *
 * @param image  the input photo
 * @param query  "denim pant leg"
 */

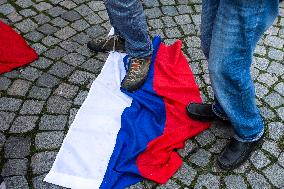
xmin=103 ymin=0 xmax=153 ymax=58
xmin=207 ymin=0 xmax=278 ymax=142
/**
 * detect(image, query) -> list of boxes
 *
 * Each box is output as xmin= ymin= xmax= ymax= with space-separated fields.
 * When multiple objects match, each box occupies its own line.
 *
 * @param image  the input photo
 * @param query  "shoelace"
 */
xmin=127 ymin=59 xmax=143 ymax=81
xmin=101 ymin=35 xmax=119 ymax=51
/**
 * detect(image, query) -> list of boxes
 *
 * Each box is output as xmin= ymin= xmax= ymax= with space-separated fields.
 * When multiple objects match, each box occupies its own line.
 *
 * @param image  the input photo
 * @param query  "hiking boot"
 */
xmin=87 ymin=35 xmax=125 ymax=53
xmin=121 ymin=56 xmax=152 ymax=92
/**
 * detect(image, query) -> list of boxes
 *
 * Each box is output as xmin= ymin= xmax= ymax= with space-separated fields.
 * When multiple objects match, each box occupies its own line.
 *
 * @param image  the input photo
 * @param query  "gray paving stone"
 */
xmin=71 ymin=32 xmax=91 ymax=44
xmin=148 ymin=19 xmax=164 ymax=29
xmin=33 ymin=13 xmax=51 ymax=24
xmin=47 ymin=96 xmax=72 ymax=114
xmin=54 ymin=83 xmax=79 ymax=99
xmin=68 ymin=108 xmax=78 ymax=126
xmin=224 ymin=175 xmax=247 ymax=189
xmin=250 ymin=150 xmax=271 ymax=169
xmin=7 ymin=79 xmax=31 ymax=96
xmin=39 ymin=115 xmax=67 ymax=130
xmin=145 ymin=7 xmax=162 ymax=19
xmin=0 ymin=77 xmax=11 ymax=90
xmin=14 ymin=18 xmax=37 ymax=33
xmin=54 ymin=26 xmax=77 ymax=40
xmin=19 ymin=8 xmax=37 ymax=17
xmin=37 ymin=23 xmax=59 ymax=35
xmin=10 ymin=116 xmax=38 ymax=133
xmin=253 ymin=57 xmax=269 ymax=70
xmin=51 ymin=17 xmax=69 ymax=27
xmin=42 ymin=36 xmax=61 ymax=46
xmin=7 ymin=12 xmax=23 ymax=22
xmin=62 ymin=52 xmax=86 ymax=66
xmin=173 ymin=163 xmax=196 ymax=186
xmin=263 ymin=164 xmax=284 ymax=188
xmin=4 ymin=137 xmax=31 ymax=158
xmin=268 ymin=47 xmax=284 ymax=61
xmin=264 ymin=92 xmax=283 ymax=108
xmin=98 ymin=10 xmax=108 ymax=21
xmin=4 ymin=176 xmax=29 ymax=189
xmin=254 ymin=45 xmax=266 ymax=56
xmin=161 ymin=16 xmax=177 ymax=27
xmin=59 ymin=40 xmax=81 ymax=52
xmin=194 ymin=173 xmax=220 ymax=189
xmin=268 ymin=122 xmax=284 ymax=140
xmin=60 ymin=0 xmax=76 ymax=9
xmin=0 ymin=112 xmax=15 ymax=131
xmin=31 ymin=57 xmax=53 ymax=69
xmin=161 ymin=6 xmax=178 ymax=16
xmin=264 ymin=35 xmax=284 ymax=49
xmin=85 ymin=25 xmax=106 ymax=38
xmin=255 ymin=82 xmax=269 ymax=98
xmin=31 ymin=43 xmax=48 ymax=55
xmin=34 ymin=2 xmax=52 ymax=11
xmin=16 ymin=0 xmax=34 ymax=8
xmin=189 ymin=149 xmax=211 ymax=167
xmin=36 ymin=73 xmax=60 ymax=88
xmin=267 ymin=61 xmax=284 ymax=76
xmin=247 ymin=171 xmax=271 ymax=189
xmin=47 ymin=6 xmax=66 ymax=17
xmin=0 ymin=3 xmax=15 ymax=15
xmin=188 ymin=47 xmax=206 ymax=61
xmin=257 ymin=73 xmax=278 ymax=86
xmin=31 ymin=151 xmax=57 ymax=174
xmin=33 ymin=174 xmax=62 ymax=189
xmin=20 ymin=100 xmax=45 ymax=115
xmin=48 ymin=62 xmax=75 ymax=79
xmin=143 ymin=0 xmax=159 ymax=7
xmin=61 ymin=10 xmax=81 ymax=21
xmin=85 ymin=13 xmax=103 ymax=25
xmin=156 ymin=180 xmax=180 ymax=189
xmin=2 ymin=158 xmax=28 ymax=176
xmin=177 ymin=5 xmax=192 ymax=14
xmin=175 ymin=14 xmax=192 ymax=25
xmin=165 ymin=27 xmax=182 ymax=38
xmin=69 ymin=70 xmax=96 ymax=85
xmin=44 ymin=46 xmax=68 ymax=60
xmin=195 ymin=130 xmax=216 ymax=147
xmin=260 ymin=106 xmax=276 ymax=119
xmin=277 ymin=107 xmax=284 ymax=120
xmin=35 ymin=131 xmax=64 ymax=150
xmin=127 ymin=182 xmax=144 ymax=189
xmin=80 ymin=58 xmax=104 ymax=74
xmin=192 ymin=14 xmax=201 ymax=25
xmin=20 ymin=67 xmax=42 ymax=81
xmin=262 ymin=140 xmax=281 ymax=157
xmin=74 ymin=90 xmax=88 ymax=105
xmin=88 ymin=1 xmax=105 ymax=11
xmin=0 ymin=132 xmax=5 ymax=149
xmin=75 ymin=4 xmax=92 ymax=16
xmin=275 ymin=82 xmax=284 ymax=96
xmin=0 ymin=97 xmax=22 ymax=111
xmin=71 ymin=19 xmax=90 ymax=31
xmin=160 ymin=0 xmax=175 ymax=5
xmin=28 ymin=86 xmax=51 ymax=100
xmin=279 ymin=153 xmax=284 ymax=168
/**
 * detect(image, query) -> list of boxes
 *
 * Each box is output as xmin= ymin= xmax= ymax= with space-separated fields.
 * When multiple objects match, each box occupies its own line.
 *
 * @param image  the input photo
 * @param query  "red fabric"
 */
xmin=0 ymin=21 xmax=38 ymax=74
xmin=137 ymin=40 xmax=210 ymax=184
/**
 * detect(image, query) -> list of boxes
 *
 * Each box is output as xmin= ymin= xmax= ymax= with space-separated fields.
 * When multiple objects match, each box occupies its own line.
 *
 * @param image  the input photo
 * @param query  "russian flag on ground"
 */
xmin=45 ymin=36 xmax=209 ymax=189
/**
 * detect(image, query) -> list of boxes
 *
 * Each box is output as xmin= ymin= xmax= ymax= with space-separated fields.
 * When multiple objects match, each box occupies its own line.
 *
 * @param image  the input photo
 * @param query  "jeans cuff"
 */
xmin=211 ymin=103 xmax=228 ymax=121
xmin=234 ymin=127 xmax=264 ymax=142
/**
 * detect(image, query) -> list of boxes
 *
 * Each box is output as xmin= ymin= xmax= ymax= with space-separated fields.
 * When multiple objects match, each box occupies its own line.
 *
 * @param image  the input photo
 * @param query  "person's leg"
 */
xmin=104 ymin=0 xmax=152 ymax=58
xmin=209 ymin=0 xmax=278 ymax=142
xmin=208 ymin=0 xmax=278 ymax=169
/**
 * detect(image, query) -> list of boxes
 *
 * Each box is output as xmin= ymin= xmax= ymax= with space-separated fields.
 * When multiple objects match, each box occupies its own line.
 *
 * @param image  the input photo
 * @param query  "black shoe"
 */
xmin=186 ymin=103 xmax=225 ymax=122
xmin=87 ymin=35 xmax=125 ymax=53
xmin=217 ymin=137 xmax=263 ymax=170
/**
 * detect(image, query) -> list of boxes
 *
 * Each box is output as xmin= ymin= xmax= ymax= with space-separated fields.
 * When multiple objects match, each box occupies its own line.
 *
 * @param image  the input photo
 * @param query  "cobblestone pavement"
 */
xmin=0 ymin=0 xmax=283 ymax=188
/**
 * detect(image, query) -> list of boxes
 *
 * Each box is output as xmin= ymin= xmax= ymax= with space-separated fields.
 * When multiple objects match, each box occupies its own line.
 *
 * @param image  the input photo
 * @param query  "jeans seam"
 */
xmin=211 ymin=103 xmax=228 ymax=120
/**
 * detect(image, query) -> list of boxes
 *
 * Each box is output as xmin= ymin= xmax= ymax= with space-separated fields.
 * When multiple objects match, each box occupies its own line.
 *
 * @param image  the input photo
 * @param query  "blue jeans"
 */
xmin=104 ymin=0 xmax=153 ymax=58
xmin=201 ymin=0 xmax=279 ymax=142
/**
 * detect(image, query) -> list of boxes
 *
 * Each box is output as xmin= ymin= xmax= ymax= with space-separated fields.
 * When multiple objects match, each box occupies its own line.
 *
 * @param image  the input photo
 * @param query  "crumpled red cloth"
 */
xmin=0 ymin=21 xmax=38 ymax=74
